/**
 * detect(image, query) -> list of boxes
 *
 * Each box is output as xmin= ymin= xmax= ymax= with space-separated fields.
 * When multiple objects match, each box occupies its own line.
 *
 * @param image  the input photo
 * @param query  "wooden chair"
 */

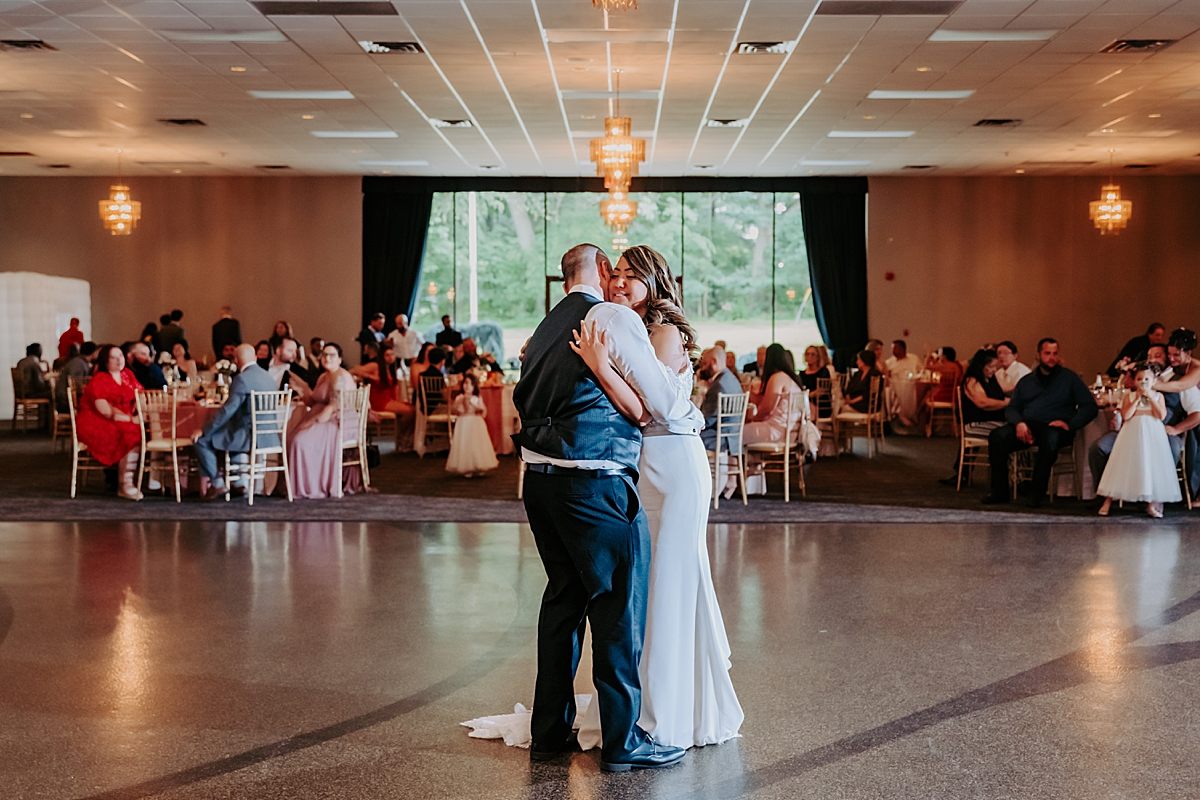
xmin=224 ymin=389 xmax=293 ymax=505
xmin=67 ymin=375 xmax=105 ymax=498
xmin=11 ymin=366 xmax=51 ymax=433
xmin=48 ymin=371 xmax=73 ymax=453
xmin=368 ymin=409 xmax=399 ymax=447
xmin=135 ymin=389 xmax=194 ymax=502
xmin=1177 ymin=445 xmax=1193 ymax=511
xmin=707 ymin=391 xmax=749 ymax=509
xmin=338 ymin=385 xmax=372 ymax=497
xmin=955 ymin=385 xmax=991 ymax=490
xmin=1009 ymin=439 xmax=1080 ymax=503
xmin=834 ymin=375 xmax=885 ymax=458
xmin=926 ymin=378 xmax=959 ymax=437
xmin=746 ymin=390 xmax=809 ymax=502
xmin=417 ymin=375 xmax=456 ymax=456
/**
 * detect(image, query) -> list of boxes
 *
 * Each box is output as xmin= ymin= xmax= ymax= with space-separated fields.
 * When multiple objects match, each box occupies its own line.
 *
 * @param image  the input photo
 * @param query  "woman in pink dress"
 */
xmin=287 ymin=342 xmax=363 ymax=498
xmin=75 ymin=344 xmax=143 ymax=500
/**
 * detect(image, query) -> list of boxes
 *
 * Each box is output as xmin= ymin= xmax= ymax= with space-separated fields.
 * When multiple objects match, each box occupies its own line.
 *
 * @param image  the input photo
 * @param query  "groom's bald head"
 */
xmin=561 ymin=244 xmax=611 ymax=290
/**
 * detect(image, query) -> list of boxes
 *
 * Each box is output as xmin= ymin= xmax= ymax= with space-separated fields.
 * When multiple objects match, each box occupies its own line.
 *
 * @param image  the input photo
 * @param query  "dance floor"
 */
xmin=3 ymin=519 xmax=1198 ymax=799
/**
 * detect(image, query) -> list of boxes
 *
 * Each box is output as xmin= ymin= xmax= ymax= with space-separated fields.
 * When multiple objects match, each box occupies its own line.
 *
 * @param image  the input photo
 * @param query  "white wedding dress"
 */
xmin=462 ymin=337 xmax=744 ymax=751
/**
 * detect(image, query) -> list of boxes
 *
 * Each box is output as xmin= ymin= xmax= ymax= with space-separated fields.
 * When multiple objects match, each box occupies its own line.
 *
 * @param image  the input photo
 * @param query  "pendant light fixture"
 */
xmin=589 ymin=71 xmax=645 ymax=236
xmin=592 ymin=0 xmax=637 ymax=11
xmin=1089 ymin=150 xmax=1132 ymax=235
xmin=98 ymin=150 xmax=142 ymax=235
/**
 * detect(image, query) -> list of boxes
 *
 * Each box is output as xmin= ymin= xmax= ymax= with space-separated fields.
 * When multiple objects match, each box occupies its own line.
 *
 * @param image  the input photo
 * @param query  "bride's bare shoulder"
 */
xmin=648 ymin=324 xmax=689 ymax=372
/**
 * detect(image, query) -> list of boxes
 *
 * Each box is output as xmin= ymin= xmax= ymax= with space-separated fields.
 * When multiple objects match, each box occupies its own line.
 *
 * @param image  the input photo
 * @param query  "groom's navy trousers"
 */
xmin=523 ymin=469 xmax=651 ymax=761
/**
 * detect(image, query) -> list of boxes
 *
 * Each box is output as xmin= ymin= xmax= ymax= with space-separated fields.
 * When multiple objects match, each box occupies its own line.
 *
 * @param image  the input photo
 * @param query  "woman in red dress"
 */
xmin=76 ymin=344 xmax=143 ymax=499
xmin=350 ymin=342 xmax=415 ymax=450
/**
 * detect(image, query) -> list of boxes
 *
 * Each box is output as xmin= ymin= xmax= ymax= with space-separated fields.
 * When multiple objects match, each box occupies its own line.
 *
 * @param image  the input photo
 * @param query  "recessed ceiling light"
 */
xmin=868 ymin=90 xmax=974 ymax=99
xmin=230 ymin=66 xmax=247 ymax=72
xmin=302 ymin=114 xmax=314 ymax=119
xmin=916 ymin=66 xmax=932 ymax=72
xmin=311 ymin=130 xmax=398 ymax=138
xmin=929 ymin=29 xmax=1057 ymax=42
xmin=381 ymin=169 xmax=390 ymax=174
xmin=173 ymin=169 xmax=182 ymax=173
xmin=1148 ymin=113 xmax=1161 ymax=118
xmin=581 ymin=115 xmax=596 ymax=120
xmin=250 ymin=90 xmax=355 ymax=100
xmin=828 ymin=130 xmax=914 ymax=138
xmin=863 ymin=115 xmax=875 ymax=119
xmin=573 ymin=67 xmax=588 ymax=72
xmin=20 ymin=113 xmax=33 ymax=118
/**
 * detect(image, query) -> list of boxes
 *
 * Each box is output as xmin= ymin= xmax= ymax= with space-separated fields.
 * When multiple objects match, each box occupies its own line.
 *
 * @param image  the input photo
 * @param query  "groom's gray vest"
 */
xmin=512 ymin=291 xmax=642 ymax=472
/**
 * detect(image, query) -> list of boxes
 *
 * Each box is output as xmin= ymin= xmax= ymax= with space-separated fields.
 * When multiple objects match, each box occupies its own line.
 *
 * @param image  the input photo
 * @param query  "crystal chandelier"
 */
xmin=589 ymin=72 xmax=645 ymax=234
xmin=98 ymin=151 xmax=141 ymax=235
xmin=592 ymin=0 xmax=637 ymax=11
xmin=1089 ymin=151 xmax=1132 ymax=235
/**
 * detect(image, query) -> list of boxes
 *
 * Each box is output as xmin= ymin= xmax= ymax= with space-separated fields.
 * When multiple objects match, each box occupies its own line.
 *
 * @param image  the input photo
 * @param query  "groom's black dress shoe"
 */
xmin=529 ymin=731 xmax=578 ymax=762
xmin=600 ymin=737 xmax=686 ymax=773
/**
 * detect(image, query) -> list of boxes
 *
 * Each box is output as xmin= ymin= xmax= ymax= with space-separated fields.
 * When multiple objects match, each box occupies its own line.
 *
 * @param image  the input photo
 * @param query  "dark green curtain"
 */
xmin=800 ymin=187 xmax=868 ymax=372
xmin=361 ymin=190 xmax=435 ymax=326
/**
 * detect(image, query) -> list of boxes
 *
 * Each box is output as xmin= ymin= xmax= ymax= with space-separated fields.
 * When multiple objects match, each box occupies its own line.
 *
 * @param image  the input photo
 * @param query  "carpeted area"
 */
xmin=1 ymin=428 xmax=1189 ymax=523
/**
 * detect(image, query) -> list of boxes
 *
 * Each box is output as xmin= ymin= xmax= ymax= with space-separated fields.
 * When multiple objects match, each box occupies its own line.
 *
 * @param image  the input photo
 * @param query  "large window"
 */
xmin=415 ymin=191 xmax=822 ymax=364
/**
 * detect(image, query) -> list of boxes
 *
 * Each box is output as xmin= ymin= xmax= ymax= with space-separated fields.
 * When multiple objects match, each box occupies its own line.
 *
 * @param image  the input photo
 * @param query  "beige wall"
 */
xmin=0 ymin=176 xmax=361 ymax=360
xmin=867 ymin=175 xmax=1200 ymax=378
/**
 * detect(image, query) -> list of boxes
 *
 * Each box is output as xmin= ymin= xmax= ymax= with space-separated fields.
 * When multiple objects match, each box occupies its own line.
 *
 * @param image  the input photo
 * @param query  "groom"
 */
xmin=514 ymin=244 xmax=696 ymax=772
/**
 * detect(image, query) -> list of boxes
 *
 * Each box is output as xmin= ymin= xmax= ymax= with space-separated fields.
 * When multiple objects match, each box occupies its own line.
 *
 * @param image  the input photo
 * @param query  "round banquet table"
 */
xmin=479 ymin=383 xmax=516 ymax=455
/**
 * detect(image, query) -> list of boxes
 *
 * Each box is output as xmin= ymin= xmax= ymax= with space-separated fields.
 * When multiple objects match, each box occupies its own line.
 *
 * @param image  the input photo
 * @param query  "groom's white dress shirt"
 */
xmin=521 ymin=284 xmax=704 ymax=470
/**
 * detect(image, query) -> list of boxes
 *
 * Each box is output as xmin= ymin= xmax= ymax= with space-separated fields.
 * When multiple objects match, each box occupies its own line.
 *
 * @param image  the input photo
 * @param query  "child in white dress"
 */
xmin=1097 ymin=365 xmax=1181 ymax=518
xmin=445 ymin=373 xmax=499 ymax=477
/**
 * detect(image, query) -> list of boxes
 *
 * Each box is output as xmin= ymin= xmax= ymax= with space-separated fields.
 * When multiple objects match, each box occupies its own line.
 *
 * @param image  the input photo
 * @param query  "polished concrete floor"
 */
xmin=2 ymin=520 xmax=1199 ymax=799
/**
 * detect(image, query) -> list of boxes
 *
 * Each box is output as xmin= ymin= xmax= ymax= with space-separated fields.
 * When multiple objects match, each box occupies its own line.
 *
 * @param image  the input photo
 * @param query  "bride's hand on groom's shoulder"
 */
xmin=570 ymin=320 xmax=610 ymax=372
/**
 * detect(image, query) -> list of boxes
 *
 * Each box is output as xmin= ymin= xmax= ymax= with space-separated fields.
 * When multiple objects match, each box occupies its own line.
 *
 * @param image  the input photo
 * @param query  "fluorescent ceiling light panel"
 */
xmin=868 ymin=90 xmax=974 ymax=99
xmin=250 ymin=90 xmax=355 ymax=100
xmin=159 ymin=30 xmax=288 ymax=42
xmin=360 ymin=160 xmax=428 ymax=166
xmin=312 ymin=130 xmax=397 ymax=138
xmin=828 ymin=130 xmax=914 ymax=138
xmin=800 ymin=160 xmax=872 ymax=165
xmin=544 ymin=29 xmax=670 ymax=43
xmin=929 ymin=29 xmax=1057 ymax=42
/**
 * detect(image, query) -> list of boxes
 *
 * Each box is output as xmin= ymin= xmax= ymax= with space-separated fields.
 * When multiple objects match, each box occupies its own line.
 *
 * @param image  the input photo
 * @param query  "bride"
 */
xmin=573 ymin=244 xmax=743 ymax=750
xmin=463 ymin=245 xmax=743 ymax=751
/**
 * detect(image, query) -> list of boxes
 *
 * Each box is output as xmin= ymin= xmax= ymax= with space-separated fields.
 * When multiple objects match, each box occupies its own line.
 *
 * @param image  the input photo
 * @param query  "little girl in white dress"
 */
xmin=1097 ymin=365 xmax=1181 ymax=518
xmin=445 ymin=373 xmax=499 ymax=477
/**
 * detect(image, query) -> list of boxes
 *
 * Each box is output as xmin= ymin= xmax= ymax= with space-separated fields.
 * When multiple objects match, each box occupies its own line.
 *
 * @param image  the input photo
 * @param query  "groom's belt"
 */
xmin=524 ymin=463 xmax=633 ymax=479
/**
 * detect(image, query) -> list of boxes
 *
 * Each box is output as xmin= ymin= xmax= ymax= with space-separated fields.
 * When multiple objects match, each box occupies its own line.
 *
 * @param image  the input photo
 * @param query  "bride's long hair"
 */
xmin=618 ymin=245 xmax=698 ymax=358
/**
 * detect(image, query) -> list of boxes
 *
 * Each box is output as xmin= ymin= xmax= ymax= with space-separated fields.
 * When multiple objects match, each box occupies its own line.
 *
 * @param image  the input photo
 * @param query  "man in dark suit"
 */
xmin=191 ymin=343 xmax=281 ymax=500
xmin=513 ymin=243 xmax=693 ymax=773
xmin=357 ymin=312 xmax=386 ymax=364
xmin=436 ymin=315 xmax=463 ymax=348
xmin=697 ymin=345 xmax=743 ymax=452
xmin=211 ymin=306 xmax=241 ymax=361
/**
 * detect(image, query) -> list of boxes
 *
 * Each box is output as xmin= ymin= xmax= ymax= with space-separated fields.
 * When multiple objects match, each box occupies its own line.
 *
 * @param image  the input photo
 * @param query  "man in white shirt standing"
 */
xmin=386 ymin=313 xmax=424 ymax=366
xmin=995 ymin=340 xmax=1031 ymax=397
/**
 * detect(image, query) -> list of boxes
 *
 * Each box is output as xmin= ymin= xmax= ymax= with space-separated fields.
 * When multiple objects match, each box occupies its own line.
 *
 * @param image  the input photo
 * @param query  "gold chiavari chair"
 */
xmin=338 ymin=385 xmax=372 ymax=497
xmin=708 ymin=391 xmax=749 ymax=509
xmin=746 ymin=389 xmax=809 ymax=502
xmin=67 ymin=375 xmax=105 ymax=497
xmin=223 ymin=389 xmax=293 ymax=505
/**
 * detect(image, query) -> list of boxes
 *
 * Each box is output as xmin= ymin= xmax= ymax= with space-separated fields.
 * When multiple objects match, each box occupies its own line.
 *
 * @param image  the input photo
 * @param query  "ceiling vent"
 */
xmin=359 ymin=41 xmax=423 ymax=54
xmin=736 ymin=41 xmax=794 ymax=54
xmin=431 ymin=119 xmax=472 ymax=128
xmin=1100 ymin=39 xmax=1175 ymax=54
xmin=706 ymin=118 xmax=748 ymax=128
xmin=0 ymin=151 xmax=35 ymax=157
xmin=974 ymin=118 xmax=1022 ymax=128
xmin=0 ymin=39 xmax=57 ymax=51
xmin=817 ymin=1 xmax=962 ymax=16
xmin=251 ymin=1 xmax=397 ymax=16
xmin=256 ymin=164 xmax=291 ymax=170
xmin=44 ymin=164 xmax=71 ymax=169
xmin=159 ymin=118 xmax=206 ymax=126
xmin=903 ymin=165 xmax=937 ymax=170
xmin=1124 ymin=163 xmax=1157 ymax=169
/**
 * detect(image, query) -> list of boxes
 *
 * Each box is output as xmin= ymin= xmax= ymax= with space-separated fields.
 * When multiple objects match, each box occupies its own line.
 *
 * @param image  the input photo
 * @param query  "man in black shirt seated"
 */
xmin=1106 ymin=322 xmax=1166 ymax=378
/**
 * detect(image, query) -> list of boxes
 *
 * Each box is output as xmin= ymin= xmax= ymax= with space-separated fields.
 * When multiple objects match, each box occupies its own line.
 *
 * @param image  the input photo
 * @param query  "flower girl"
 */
xmin=445 ymin=373 xmax=499 ymax=478
xmin=1097 ymin=364 xmax=1181 ymax=518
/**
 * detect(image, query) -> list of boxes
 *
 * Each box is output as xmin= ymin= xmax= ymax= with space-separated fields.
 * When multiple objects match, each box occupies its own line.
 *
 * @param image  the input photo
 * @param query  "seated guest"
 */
xmin=726 ymin=349 xmax=738 ymax=373
xmin=158 ymin=309 xmax=185 ymax=353
xmin=436 ymin=315 xmax=463 ymax=348
xmin=697 ymin=346 xmax=743 ymax=452
xmin=410 ymin=341 xmax=436 ymax=380
xmin=961 ymin=348 xmax=1010 ymax=436
xmin=1096 ymin=364 xmax=1181 ymax=518
xmin=288 ymin=342 xmax=363 ymax=499
xmin=994 ymin=340 xmax=1031 ymax=396
xmin=56 ymin=342 xmax=97 ymax=413
xmin=415 ymin=348 xmax=448 ymax=411
xmin=220 ymin=343 xmax=238 ymax=362
xmin=450 ymin=338 xmax=481 ymax=374
xmin=1107 ymin=322 xmax=1167 ymax=378
xmin=843 ymin=350 xmax=883 ymax=413
xmin=268 ymin=320 xmax=294 ymax=353
xmin=350 ymin=342 xmax=415 ymax=440
xmin=884 ymin=339 xmax=922 ymax=380
xmin=211 ymin=305 xmax=241 ymax=361
xmin=1154 ymin=328 xmax=1200 ymax=393
xmin=190 ymin=344 xmax=278 ymax=501
xmin=929 ymin=346 xmax=963 ymax=403
xmin=254 ymin=340 xmax=271 ymax=363
xmin=386 ymin=313 xmax=425 ymax=367
xmin=742 ymin=346 xmax=767 ymax=377
xmin=798 ymin=344 xmax=833 ymax=418
xmin=262 ymin=336 xmax=313 ymax=397
xmin=865 ymin=339 xmax=886 ymax=373
xmin=75 ymin=344 xmax=143 ymax=500
xmin=16 ymin=343 xmax=50 ymax=398
xmin=983 ymin=338 xmax=1098 ymax=507
xmin=127 ymin=342 xmax=167 ymax=390
xmin=745 ymin=344 xmax=807 ymax=441
xmin=171 ymin=341 xmax=199 ymax=385
xmin=306 ymin=337 xmax=326 ymax=377
xmin=58 ymin=318 xmax=85 ymax=363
